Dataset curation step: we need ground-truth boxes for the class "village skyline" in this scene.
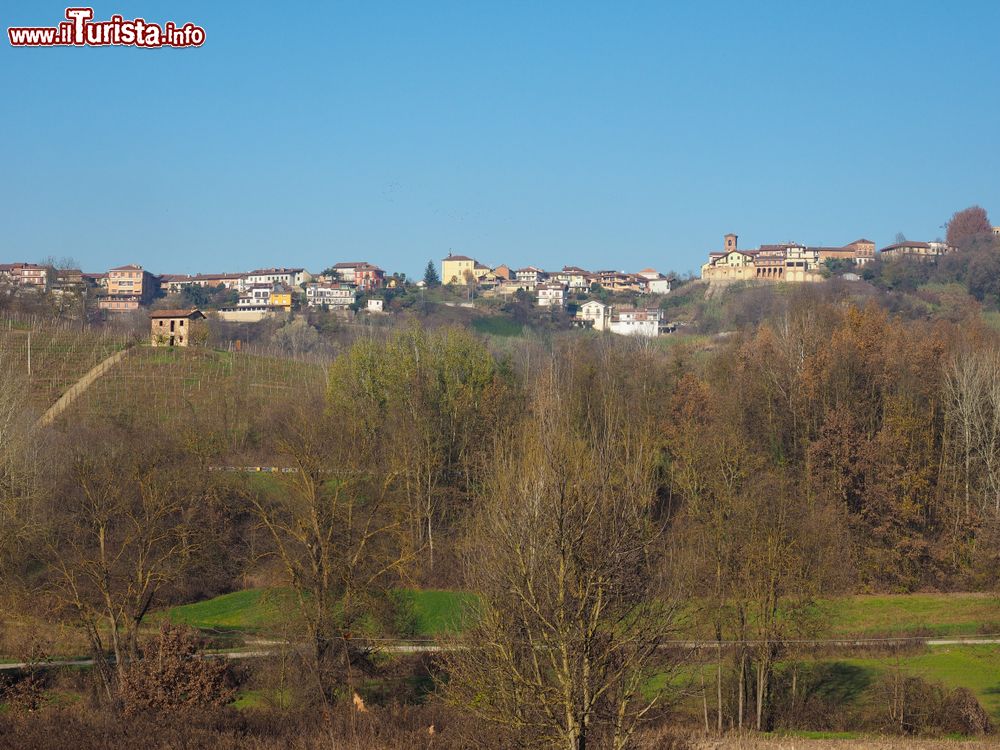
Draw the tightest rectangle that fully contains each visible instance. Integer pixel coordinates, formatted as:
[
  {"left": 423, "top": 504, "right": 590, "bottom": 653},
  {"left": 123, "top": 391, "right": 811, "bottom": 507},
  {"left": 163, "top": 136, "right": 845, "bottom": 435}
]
[{"left": 3, "top": 2, "right": 999, "bottom": 278}]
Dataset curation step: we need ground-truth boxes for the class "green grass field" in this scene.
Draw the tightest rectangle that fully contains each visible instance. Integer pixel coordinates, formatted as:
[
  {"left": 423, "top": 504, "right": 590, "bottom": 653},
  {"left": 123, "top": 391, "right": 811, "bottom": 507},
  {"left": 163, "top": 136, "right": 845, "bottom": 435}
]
[
  {"left": 165, "top": 589, "right": 1000, "bottom": 641},
  {"left": 162, "top": 587, "right": 475, "bottom": 638},
  {"left": 393, "top": 589, "right": 478, "bottom": 635},
  {"left": 471, "top": 315, "right": 525, "bottom": 337},
  {"left": 159, "top": 589, "right": 298, "bottom": 633},
  {"left": 161, "top": 588, "right": 1000, "bottom": 718},
  {"left": 825, "top": 593, "right": 1000, "bottom": 638},
  {"left": 840, "top": 645, "right": 1000, "bottom": 718}
]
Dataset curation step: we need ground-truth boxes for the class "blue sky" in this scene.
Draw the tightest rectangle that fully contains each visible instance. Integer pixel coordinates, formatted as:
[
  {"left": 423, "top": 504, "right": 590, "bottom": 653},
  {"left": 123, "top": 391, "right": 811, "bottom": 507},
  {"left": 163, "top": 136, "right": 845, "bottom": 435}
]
[{"left": 2, "top": 1, "right": 999, "bottom": 277}]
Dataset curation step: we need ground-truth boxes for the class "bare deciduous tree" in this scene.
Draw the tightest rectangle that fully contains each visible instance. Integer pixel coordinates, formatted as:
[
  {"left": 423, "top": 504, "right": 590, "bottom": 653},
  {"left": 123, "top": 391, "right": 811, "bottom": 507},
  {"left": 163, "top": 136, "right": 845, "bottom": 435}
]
[
  {"left": 444, "top": 359, "right": 681, "bottom": 750},
  {"left": 246, "top": 392, "right": 412, "bottom": 703},
  {"left": 944, "top": 348, "right": 1000, "bottom": 520},
  {"left": 44, "top": 430, "right": 211, "bottom": 705}
]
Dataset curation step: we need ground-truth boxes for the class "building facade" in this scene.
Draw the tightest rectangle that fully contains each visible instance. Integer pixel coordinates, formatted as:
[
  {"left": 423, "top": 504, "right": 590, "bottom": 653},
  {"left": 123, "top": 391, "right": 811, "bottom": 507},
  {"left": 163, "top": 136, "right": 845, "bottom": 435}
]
[
  {"left": 99, "top": 264, "right": 159, "bottom": 311},
  {"left": 536, "top": 282, "right": 566, "bottom": 307},
  {"left": 879, "top": 241, "right": 952, "bottom": 261},
  {"left": 608, "top": 307, "right": 664, "bottom": 337},
  {"left": 576, "top": 300, "right": 610, "bottom": 331},
  {"left": 441, "top": 254, "right": 475, "bottom": 285},
  {"left": 329, "top": 262, "right": 384, "bottom": 290},
  {"left": 150, "top": 309, "right": 205, "bottom": 347},
  {"left": 553, "top": 266, "right": 591, "bottom": 290},
  {"left": 305, "top": 282, "right": 355, "bottom": 308},
  {"left": 269, "top": 284, "right": 293, "bottom": 311},
  {"left": 162, "top": 273, "right": 246, "bottom": 294},
  {"left": 699, "top": 233, "right": 869, "bottom": 283},
  {"left": 245, "top": 268, "right": 312, "bottom": 287}
]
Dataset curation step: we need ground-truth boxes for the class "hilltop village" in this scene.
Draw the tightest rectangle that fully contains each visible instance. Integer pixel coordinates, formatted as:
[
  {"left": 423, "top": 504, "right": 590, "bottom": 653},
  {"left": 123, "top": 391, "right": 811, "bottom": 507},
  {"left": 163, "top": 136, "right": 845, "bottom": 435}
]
[
  {"left": 0, "top": 256, "right": 679, "bottom": 339},
  {"left": 4, "top": 222, "right": 1000, "bottom": 344}
]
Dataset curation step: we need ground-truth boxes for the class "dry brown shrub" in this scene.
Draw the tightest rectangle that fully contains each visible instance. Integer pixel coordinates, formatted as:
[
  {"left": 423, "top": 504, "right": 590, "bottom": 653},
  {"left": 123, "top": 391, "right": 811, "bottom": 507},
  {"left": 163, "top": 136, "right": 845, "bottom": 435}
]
[{"left": 118, "top": 623, "right": 234, "bottom": 715}]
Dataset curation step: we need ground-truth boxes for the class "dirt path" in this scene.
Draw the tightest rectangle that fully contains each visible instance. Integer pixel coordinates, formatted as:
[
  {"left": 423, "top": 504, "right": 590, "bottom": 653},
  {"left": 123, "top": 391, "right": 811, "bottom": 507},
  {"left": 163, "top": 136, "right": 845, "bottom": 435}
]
[{"left": 36, "top": 344, "right": 134, "bottom": 427}]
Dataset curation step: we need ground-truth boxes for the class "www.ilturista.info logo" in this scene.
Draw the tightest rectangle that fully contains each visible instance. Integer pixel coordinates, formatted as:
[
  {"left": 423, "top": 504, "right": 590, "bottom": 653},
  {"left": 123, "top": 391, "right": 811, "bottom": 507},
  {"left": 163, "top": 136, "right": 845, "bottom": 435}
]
[{"left": 8, "top": 7, "right": 205, "bottom": 48}]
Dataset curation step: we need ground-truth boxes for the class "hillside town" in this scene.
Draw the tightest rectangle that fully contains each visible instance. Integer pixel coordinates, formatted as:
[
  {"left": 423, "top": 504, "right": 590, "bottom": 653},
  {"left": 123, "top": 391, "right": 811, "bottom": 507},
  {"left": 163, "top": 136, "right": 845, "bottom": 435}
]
[
  {"left": 5, "top": 224, "right": 1000, "bottom": 344},
  {"left": 0, "top": 255, "right": 680, "bottom": 338}
]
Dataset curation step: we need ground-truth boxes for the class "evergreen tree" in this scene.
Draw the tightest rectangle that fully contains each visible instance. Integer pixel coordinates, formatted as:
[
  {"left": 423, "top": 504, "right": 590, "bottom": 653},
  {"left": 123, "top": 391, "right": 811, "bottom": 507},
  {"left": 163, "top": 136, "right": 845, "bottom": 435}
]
[{"left": 423, "top": 260, "right": 440, "bottom": 286}]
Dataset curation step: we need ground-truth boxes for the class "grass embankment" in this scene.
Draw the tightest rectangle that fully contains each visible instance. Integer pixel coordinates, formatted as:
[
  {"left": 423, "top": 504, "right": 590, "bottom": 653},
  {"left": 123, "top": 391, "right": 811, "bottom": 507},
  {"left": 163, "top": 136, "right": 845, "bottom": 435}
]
[
  {"left": 166, "top": 589, "right": 1000, "bottom": 642},
  {"left": 161, "top": 589, "right": 298, "bottom": 633},
  {"left": 840, "top": 645, "right": 1000, "bottom": 719},
  {"left": 681, "top": 592, "right": 1000, "bottom": 641},
  {"left": 826, "top": 592, "right": 1000, "bottom": 638},
  {"left": 162, "top": 587, "right": 475, "bottom": 638},
  {"left": 165, "top": 589, "right": 1000, "bottom": 715}
]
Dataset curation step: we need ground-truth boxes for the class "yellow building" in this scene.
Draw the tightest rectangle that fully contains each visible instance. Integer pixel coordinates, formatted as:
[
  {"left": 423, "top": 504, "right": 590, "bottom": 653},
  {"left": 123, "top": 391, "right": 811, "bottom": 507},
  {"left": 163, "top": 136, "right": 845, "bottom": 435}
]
[
  {"left": 441, "top": 254, "right": 478, "bottom": 285},
  {"left": 269, "top": 286, "right": 293, "bottom": 310}
]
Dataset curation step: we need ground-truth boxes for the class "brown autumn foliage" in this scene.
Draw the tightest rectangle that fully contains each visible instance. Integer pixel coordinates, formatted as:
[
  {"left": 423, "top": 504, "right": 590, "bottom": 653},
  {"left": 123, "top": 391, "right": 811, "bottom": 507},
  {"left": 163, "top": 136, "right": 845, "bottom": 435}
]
[
  {"left": 118, "top": 623, "right": 235, "bottom": 715},
  {"left": 0, "top": 702, "right": 488, "bottom": 750},
  {"left": 6, "top": 300, "right": 1000, "bottom": 742},
  {"left": 947, "top": 205, "right": 993, "bottom": 248}
]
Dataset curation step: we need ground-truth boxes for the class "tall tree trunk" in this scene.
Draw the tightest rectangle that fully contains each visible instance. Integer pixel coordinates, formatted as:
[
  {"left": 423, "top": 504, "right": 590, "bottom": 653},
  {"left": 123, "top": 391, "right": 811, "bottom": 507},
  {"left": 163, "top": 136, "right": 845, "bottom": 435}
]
[{"left": 737, "top": 650, "right": 745, "bottom": 730}]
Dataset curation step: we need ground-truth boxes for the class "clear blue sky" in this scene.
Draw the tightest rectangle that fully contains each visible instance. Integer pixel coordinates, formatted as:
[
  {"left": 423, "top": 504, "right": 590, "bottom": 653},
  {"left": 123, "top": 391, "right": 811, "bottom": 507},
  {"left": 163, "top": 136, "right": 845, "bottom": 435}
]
[{"left": 2, "top": 1, "right": 999, "bottom": 278}]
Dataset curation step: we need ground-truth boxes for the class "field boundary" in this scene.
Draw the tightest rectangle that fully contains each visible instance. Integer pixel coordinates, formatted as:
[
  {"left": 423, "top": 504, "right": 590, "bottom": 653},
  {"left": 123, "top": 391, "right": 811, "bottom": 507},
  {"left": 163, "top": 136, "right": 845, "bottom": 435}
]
[{"left": 36, "top": 343, "right": 135, "bottom": 427}]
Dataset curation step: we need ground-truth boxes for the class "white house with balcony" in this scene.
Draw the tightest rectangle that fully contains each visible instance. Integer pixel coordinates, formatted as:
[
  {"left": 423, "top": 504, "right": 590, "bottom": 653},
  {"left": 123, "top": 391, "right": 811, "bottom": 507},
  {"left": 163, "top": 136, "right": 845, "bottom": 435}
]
[
  {"left": 576, "top": 300, "right": 610, "bottom": 331},
  {"left": 305, "top": 282, "right": 355, "bottom": 308},
  {"left": 536, "top": 282, "right": 566, "bottom": 307}
]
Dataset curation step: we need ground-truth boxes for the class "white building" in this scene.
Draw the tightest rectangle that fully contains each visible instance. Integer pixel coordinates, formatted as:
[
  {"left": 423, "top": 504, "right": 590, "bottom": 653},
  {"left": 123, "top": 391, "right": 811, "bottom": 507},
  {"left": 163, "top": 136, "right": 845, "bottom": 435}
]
[
  {"left": 305, "top": 282, "right": 355, "bottom": 309},
  {"left": 515, "top": 266, "right": 546, "bottom": 285},
  {"left": 536, "top": 282, "right": 566, "bottom": 308},
  {"left": 637, "top": 269, "right": 672, "bottom": 294},
  {"left": 608, "top": 307, "right": 664, "bottom": 338},
  {"left": 238, "top": 284, "right": 272, "bottom": 308},
  {"left": 162, "top": 273, "right": 247, "bottom": 294},
  {"left": 553, "top": 266, "right": 591, "bottom": 290},
  {"left": 576, "top": 300, "right": 610, "bottom": 331},
  {"left": 366, "top": 298, "right": 385, "bottom": 313},
  {"left": 245, "top": 267, "right": 312, "bottom": 287}
]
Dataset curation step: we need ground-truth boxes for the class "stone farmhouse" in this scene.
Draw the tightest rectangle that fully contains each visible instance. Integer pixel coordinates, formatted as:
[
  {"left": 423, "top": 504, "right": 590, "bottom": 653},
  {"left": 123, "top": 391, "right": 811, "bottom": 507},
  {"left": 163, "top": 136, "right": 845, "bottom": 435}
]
[{"left": 150, "top": 308, "right": 206, "bottom": 347}]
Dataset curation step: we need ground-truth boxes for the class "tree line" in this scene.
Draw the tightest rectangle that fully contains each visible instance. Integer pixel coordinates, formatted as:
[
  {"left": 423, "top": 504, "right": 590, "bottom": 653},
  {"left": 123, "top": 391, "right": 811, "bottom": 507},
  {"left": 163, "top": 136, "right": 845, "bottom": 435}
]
[{"left": 1, "top": 296, "right": 999, "bottom": 745}]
